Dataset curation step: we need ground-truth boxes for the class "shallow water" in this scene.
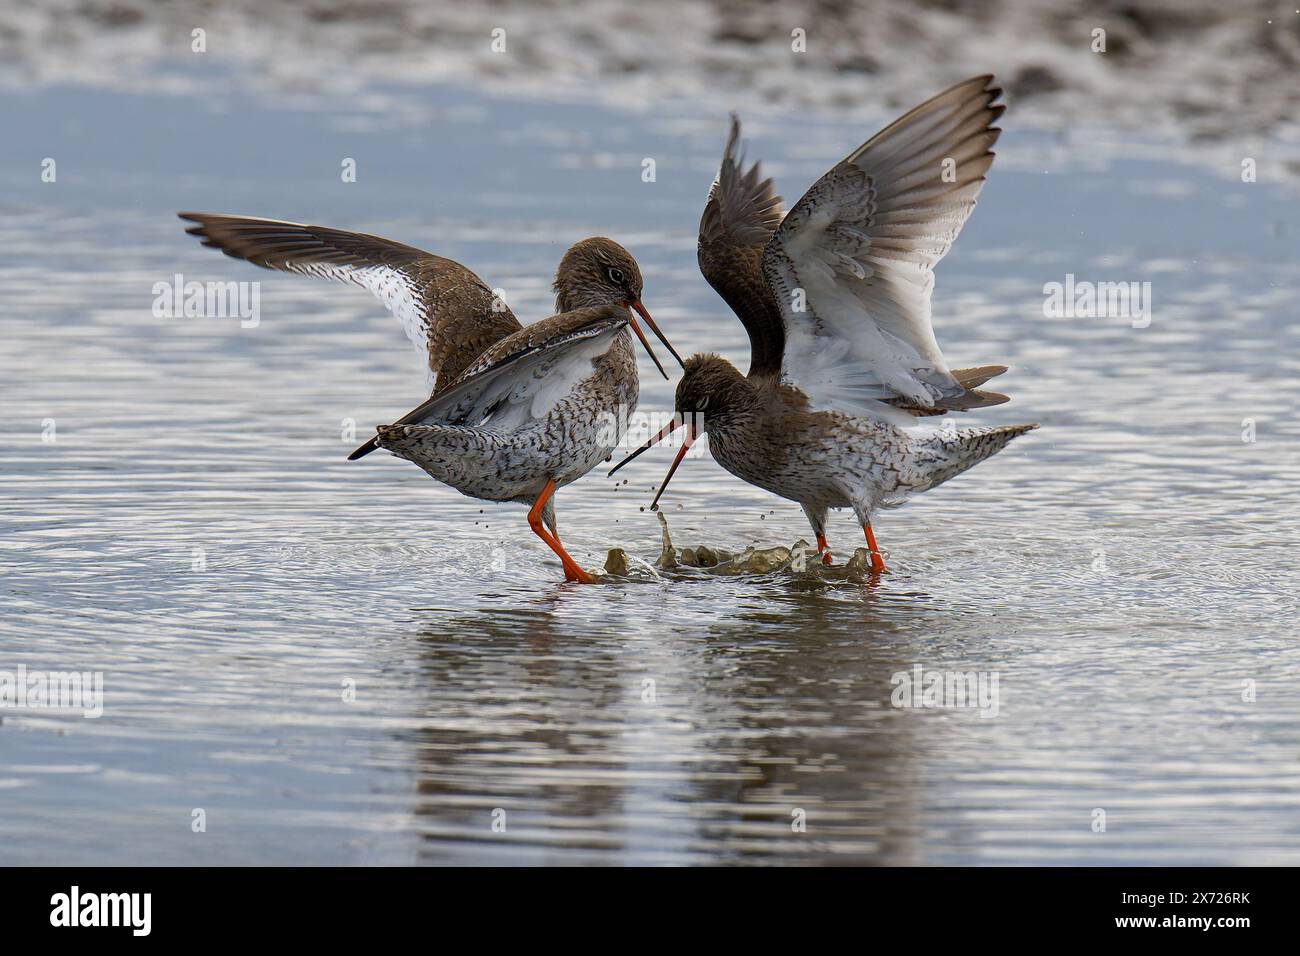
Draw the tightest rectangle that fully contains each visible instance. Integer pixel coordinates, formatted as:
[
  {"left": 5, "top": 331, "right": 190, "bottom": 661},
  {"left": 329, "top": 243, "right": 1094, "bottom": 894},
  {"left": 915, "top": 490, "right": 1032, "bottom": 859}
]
[{"left": 2, "top": 77, "right": 1299, "bottom": 865}]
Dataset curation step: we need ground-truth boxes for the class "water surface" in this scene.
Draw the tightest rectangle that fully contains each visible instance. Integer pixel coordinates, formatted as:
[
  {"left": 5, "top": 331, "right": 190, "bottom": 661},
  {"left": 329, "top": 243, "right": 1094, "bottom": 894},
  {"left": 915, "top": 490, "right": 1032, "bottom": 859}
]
[{"left": 2, "top": 78, "right": 1299, "bottom": 865}]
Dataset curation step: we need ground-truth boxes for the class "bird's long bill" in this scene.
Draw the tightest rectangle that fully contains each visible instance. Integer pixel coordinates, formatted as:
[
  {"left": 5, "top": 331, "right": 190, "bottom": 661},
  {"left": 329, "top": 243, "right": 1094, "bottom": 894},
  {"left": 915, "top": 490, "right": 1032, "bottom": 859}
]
[
  {"left": 625, "top": 300, "right": 683, "bottom": 379},
  {"left": 632, "top": 300, "right": 684, "bottom": 369},
  {"left": 608, "top": 417, "right": 676, "bottom": 478},
  {"left": 649, "top": 422, "right": 696, "bottom": 512}
]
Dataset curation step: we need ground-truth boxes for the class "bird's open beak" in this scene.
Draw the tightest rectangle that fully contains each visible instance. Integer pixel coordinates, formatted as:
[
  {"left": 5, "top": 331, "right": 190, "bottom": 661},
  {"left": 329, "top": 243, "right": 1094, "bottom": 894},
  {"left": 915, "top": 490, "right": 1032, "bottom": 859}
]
[
  {"left": 608, "top": 417, "right": 676, "bottom": 478},
  {"left": 622, "top": 299, "right": 684, "bottom": 380},
  {"left": 607, "top": 414, "right": 697, "bottom": 509},
  {"left": 649, "top": 421, "right": 696, "bottom": 511}
]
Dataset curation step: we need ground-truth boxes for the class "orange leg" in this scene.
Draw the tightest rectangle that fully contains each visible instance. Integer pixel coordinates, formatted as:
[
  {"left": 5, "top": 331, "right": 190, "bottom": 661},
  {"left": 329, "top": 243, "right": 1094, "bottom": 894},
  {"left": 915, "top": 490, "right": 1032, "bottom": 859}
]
[
  {"left": 862, "top": 523, "right": 887, "bottom": 574},
  {"left": 528, "top": 480, "right": 595, "bottom": 584},
  {"left": 816, "top": 532, "right": 833, "bottom": 566}
]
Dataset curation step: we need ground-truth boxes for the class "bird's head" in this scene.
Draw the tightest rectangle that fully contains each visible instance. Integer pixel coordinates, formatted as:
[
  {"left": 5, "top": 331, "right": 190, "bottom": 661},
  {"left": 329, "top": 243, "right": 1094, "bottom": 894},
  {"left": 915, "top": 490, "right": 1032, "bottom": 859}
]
[
  {"left": 607, "top": 353, "right": 753, "bottom": 510},
  {"left": 554, "top": 237, "right": 680, "bottom": 378},
  {"left": 674, "top": 353, "right": 752, "bottom": 433}
]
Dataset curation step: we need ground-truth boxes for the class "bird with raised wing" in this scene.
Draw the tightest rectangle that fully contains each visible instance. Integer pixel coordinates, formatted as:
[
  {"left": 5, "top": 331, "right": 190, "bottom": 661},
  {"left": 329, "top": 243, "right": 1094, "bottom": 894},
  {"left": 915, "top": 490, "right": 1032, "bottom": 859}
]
[
  {"left": 611, "top": 76, "right": 1036, "bottom": 573},
  {"left": 180, "top": 214, "right": 681, "bottom": 582}
]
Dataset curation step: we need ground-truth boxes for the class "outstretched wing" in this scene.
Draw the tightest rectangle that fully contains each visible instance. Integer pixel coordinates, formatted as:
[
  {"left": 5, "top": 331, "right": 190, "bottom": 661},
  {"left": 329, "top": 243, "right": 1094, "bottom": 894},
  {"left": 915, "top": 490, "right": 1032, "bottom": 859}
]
[
  {"left": 697, "top": 116, "right": 786, "bottom": 376},
  {"left": 348, "top": 307, "right": 628, "bottom": 460},
  {"left": 761, "top": 76, "right": 1004, "bottom": 414},
  {"left": 178, "top": 213, "right": 523, "bottom": 391}
]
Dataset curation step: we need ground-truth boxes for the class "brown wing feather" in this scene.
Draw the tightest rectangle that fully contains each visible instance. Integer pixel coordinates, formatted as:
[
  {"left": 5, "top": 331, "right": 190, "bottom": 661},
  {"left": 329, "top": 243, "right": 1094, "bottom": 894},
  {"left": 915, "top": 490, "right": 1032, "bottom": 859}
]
[
  {"left": 404, "top": 258, "right": 524, "bottom": 391},
  {"left": 950, "top": 365, "right": 1008, "bottom": 390},
  {"left": 178, "top": 213, "right": 522, "bottom": 391},
  {"left": 696, "top": 116, "right": 786, "bottom": 377},
  {"left": 892, "top": 366, "right": 1011, "bottom": 415}
]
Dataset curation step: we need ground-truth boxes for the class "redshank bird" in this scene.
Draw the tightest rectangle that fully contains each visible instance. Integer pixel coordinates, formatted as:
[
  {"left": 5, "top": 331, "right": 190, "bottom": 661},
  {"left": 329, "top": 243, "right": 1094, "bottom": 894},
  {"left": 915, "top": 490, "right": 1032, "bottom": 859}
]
[
  {"left": 180, "top": 214, "right": 680, "bottom": 582},
  {"left": 611, "top": 76, "right": 1036, "bottom": 573}
]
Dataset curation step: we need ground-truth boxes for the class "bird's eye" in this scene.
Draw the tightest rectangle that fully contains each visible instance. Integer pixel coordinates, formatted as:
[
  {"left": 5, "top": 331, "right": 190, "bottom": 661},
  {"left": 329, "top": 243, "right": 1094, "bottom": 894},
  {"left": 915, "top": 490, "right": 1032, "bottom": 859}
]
[
  {"left": 606, "top": 267, "right": 625, "bottom": 285},
  {"left": 697, "top": 395, "right": 711, "bottom": 411}
]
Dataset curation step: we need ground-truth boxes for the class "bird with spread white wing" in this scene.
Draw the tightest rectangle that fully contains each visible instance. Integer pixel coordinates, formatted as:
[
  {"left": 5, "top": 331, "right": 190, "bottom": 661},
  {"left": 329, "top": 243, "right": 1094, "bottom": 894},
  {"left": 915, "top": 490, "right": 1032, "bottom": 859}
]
[{"left": 611, "top": 75, "right": 1037, "bottom": 573}]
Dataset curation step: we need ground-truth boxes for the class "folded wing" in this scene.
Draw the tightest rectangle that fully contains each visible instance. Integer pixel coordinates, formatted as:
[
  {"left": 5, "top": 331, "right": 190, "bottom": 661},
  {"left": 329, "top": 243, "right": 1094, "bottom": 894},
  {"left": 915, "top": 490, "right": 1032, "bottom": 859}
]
[
  {"left": 349, "top": 307, "right": 628, "bottom": 459},
  {"left": 178, "top": 213, "right": 522, "bottom": 391},
  {"left": 760, "top": 76, "right": 1005, "bottom": 414}
]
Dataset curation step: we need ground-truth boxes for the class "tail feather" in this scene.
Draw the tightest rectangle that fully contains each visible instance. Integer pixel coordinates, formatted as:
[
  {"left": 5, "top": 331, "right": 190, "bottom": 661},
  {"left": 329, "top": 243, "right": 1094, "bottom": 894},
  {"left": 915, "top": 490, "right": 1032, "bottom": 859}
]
[{"left": 914, "top": 422, "right": 1038, "bottom": 492}]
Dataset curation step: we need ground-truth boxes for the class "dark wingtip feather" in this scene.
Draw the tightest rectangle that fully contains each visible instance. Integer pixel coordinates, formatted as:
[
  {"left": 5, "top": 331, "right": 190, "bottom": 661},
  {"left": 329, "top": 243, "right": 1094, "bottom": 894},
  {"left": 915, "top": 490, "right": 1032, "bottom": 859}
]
[
  {"left": 961, "top": 388, "right": 1010, "bottom": 408},
  {"left": 951, "top": 365, "right": 1009, "bottom": 389}
]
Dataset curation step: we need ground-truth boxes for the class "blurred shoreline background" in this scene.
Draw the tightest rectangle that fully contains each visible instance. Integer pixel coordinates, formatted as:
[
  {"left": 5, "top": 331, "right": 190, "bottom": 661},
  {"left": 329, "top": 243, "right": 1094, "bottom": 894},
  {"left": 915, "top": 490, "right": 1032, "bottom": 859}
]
[{"left": 2, "top": 0, "right": 1298, "bottom": 180}]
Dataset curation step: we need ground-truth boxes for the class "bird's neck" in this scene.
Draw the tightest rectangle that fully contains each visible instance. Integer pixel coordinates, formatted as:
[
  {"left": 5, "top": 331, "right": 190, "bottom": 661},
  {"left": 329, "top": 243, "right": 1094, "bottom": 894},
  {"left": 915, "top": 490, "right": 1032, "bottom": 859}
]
[
  {"left": 555, "top": 287, "right": 613, "bottom": 313},
  {"left": 704, "top": 375, "right": 766, "bottom": 436}
]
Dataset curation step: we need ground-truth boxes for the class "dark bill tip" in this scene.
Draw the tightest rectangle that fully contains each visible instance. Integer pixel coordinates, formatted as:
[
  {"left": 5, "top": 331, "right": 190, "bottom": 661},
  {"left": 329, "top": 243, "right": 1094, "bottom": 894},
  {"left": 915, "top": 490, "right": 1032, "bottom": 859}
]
[
  {"left": 649, "top": 423, "right": 696, "bottom": 511},
  {"left": 607, "top": 417, "right": 677, "bottom": 477},
  {"left": 630, "top": 300, "right": 684, "bottom": 371},
  {"left": 625, "top": 309, "right": 669, "bottom": 380}
]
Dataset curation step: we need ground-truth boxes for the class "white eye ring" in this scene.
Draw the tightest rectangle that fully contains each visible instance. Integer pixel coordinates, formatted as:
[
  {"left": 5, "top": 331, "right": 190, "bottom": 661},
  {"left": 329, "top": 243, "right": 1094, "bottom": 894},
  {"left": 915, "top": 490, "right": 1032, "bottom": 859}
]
[
  {"left": 697, "top": 395, "right": 710, "bottom": 411},
  {"left": 607, "top": 267, "right": 625, "bottom": 284}
]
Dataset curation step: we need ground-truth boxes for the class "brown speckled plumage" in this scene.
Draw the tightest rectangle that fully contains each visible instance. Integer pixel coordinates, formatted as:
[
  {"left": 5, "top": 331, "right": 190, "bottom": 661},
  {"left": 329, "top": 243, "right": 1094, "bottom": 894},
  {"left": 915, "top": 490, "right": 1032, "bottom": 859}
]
[
  {"left": 375, "top": 306, "right": 640, "bottom": 508},
  {"left": 677, "top": 358, "right": 1036, "bottom": 529},
  {"left": 629, "top": 77, "right": 1038, "bottom": 570},
  {"left": 180, "top": 212, "right": 668, "bottom": 581}
]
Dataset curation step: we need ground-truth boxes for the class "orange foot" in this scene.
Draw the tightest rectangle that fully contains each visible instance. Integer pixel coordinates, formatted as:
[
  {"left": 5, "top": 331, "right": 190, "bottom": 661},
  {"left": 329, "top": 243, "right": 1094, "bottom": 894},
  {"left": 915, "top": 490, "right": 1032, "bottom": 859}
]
[
  {"left": 862, "top": 523, "right": 887, "bottom": 575},
  {"left": 816, "top": 532, "right": 833, "bottom": 566},
  {"left": 528, "top": 480, "right": 596, "bottom": 584}
]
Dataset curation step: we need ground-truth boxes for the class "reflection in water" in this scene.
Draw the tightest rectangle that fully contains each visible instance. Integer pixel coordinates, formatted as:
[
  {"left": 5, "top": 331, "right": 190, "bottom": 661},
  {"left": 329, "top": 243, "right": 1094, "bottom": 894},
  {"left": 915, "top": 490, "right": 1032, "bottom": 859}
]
[{"left": 403, "top": 590, "right": 925, "bottom": 864}]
